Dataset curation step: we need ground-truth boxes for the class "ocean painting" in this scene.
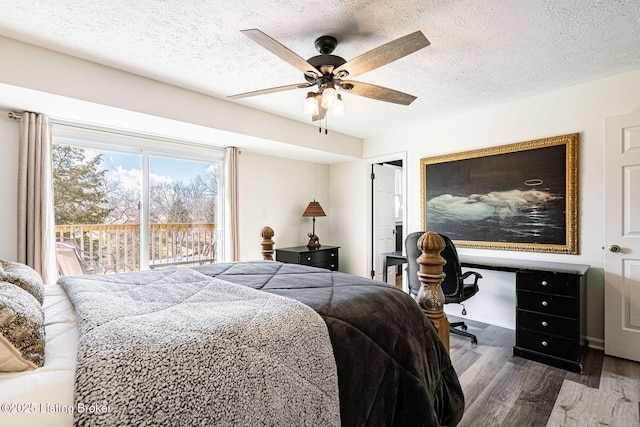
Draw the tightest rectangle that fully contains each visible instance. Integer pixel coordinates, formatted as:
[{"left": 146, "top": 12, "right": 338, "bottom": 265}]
[{"left": 421, "top": 134, "right": 578, "bottom": 253}]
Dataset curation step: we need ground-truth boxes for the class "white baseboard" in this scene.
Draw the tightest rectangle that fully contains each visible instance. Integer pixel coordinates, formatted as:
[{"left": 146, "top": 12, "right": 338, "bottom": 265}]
[{"left": 586, "top": 336, "right": 604, "bottom": 351}]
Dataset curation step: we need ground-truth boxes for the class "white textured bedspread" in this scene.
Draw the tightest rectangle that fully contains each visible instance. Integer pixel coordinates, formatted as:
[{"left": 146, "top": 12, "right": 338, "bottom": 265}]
[{"left": 59, "top": 267, "right": 340, "bottom": 427}]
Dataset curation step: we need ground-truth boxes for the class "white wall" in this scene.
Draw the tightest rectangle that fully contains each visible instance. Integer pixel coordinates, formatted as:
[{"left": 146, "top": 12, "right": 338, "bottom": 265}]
[
  {"left": 0, "top": 110, "right": 19, "bottom": 260},
  {"left": 332, "top": 69, "right": 640, "bottom": 343},
  {"left": 329, "top": 159, "right": 369, "bottom": 274},
  {"left": 238, "top": 151, "right": 330, "bottom": 260}
]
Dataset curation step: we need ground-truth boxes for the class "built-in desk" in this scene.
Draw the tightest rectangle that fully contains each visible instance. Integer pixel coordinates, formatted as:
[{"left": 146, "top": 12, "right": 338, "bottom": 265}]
[
  {"left": 458, "top": 255, "right": 589, "bottom": 276},
  {"left": 382, "top": 251, "right": 590, "bottom": 372},
  {"left": 382, "top": 252, "right": 589, "bottom": 276}
]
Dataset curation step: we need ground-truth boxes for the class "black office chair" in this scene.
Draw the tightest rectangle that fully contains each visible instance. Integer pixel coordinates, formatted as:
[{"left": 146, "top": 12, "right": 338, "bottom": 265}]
[{"left": 405, "top": 231, "right": 482, "bottom": 344}]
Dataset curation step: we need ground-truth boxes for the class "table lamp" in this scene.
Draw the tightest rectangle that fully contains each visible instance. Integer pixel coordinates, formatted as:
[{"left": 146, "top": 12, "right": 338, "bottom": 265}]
[{"left": 302, "top": 200, "right": 326, "bottom": 249}]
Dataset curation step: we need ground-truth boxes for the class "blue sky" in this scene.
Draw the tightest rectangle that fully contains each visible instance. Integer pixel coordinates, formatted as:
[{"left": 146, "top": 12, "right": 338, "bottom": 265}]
[
  {"left": 103, "top": 151, "right": 214, "bottom": 183},
  {"left": 81, "top": 148, "right": 219, "bottom": 193}
]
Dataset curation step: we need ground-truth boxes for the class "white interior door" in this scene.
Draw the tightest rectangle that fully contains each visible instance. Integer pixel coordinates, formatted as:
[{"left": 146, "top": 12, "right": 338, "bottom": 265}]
[
  {"left": 604, "top": 111, "right": 640, "bottom": 362},
  {"left": 373, "top": 164, "right": 397, "bottom": 283}
]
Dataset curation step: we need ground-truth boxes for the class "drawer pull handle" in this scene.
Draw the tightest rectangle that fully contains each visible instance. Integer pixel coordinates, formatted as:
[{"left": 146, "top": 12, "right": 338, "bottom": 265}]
[
  {"left": 541, "top": 321, "right": 548, "bottom": 327},
  {"left": 541, "top": 280, "right": 548, "bottom": 286},
  {"left": 307, "top": 257, "right": 312, "bottom": 261},
  {"left": 331, "top": 264, "right": 335, "bottom": 268},
  {"left": 541, "top": 341, "right": 548, "bottom": 347},
  {"left": 331, "top": 253, "right": 335, "bottom": 257},
  {"left": 541, "top": 301, "right": 548, "bottom": 307}
]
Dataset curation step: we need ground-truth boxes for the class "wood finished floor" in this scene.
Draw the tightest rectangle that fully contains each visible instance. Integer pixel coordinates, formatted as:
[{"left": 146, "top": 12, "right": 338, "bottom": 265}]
[{"left": 448, "top": 316, "right": 640, "bottom": 427}]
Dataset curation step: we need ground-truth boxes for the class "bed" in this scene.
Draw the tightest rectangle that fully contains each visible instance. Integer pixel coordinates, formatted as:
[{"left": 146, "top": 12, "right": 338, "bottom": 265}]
[{"left": 1, "top": 259, "right": 464, "bottom": 426}]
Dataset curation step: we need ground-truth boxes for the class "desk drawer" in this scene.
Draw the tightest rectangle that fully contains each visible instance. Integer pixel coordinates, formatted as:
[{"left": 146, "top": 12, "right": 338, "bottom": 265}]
[
  {"left": 517, "top": 309, "right": 577, "bottom": 339},
  {"left": 516, "top": 271, "right": 578, "bottom": 297},
  {"left": 516, "top": 329, "right": 581, "bottom": 361},
  {"left": 517, "top": 290, "right": 577, "bottom": 318}
]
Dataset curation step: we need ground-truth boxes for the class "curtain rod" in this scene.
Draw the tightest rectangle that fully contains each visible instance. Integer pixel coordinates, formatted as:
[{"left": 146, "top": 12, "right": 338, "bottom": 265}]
[{"left": 8, "top": 111, "right": 22, "bottom": 119}]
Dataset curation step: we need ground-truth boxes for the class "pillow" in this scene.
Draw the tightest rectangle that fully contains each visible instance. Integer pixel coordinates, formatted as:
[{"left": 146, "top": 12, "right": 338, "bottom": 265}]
[
  {"left": 0, "top": 259, "right": 44, "bottom": 304},
  {"left": 0, "top": 282, "right": 45, "bottom": 371}
]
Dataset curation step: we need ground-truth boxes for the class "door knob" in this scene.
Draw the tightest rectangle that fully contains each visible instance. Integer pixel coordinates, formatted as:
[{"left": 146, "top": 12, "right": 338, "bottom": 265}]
[{"left": 609, "top": 245, "right": 621, "bottom": 253}]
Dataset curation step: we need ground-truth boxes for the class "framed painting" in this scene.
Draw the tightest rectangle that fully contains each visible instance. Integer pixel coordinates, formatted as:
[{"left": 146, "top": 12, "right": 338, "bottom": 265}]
[{"left": 420, "top": 133, "right": 579, "bottom": 254}]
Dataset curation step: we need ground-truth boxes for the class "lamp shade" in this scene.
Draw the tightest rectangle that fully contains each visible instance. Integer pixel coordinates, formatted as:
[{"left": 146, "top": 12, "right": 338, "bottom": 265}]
[
  {"left": 330, "top": 94, "right": 344, "bottom": 116},
  {"left": 321, "top": 84, "right": 338, "bottom": 110},
  {"left": 302, "top": 200, "right": 326, "bottom": 217},
  {"left": 304, "top": 92, "right": 319, "bottom": 116}
]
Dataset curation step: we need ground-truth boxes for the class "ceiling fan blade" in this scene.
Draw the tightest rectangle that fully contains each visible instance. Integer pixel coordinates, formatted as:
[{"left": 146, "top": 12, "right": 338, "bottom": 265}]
[
  {"left": 227, "top": 82, "right": 312, "bottom": 100},
  {"left": 241, "top": 29, "right": 322, "bottom": 78},
  {"left": 340, "top": 81, "right": 417, "bottom": 105},
  {"left": 334, "top": 31, "right": 430, "bottom": 79},
  {"left": 312, "top": 105, "right": 327, "bottom": 122}
]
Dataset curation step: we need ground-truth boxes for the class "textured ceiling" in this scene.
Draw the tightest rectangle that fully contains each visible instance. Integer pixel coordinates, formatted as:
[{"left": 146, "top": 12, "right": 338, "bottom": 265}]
[{"left": 0, "top": 0, "right": 639, "bottom": 139}]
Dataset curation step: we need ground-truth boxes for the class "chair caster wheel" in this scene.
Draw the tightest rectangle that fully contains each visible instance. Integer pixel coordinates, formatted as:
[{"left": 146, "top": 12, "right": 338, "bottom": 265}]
[
  {"left": 461, "top": 324, "right": 468, "bottom": 331},
  {"left": 471, "top": 337, "right": 478, "bottom": 345}
]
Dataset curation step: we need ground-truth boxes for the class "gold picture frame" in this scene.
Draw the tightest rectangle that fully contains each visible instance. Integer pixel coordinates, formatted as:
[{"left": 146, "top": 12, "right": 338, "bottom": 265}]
[{"left": 420, "top": 133, "right": 579, "bottom": 254}]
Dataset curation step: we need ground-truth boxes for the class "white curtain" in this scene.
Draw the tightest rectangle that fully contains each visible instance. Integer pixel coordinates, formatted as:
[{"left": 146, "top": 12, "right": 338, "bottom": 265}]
[
  {"left": 17, "top": 112, "right": 57, "bottom": 285},
  {"left": 224, "top": 146, "right": 240, "bottom": 261}
]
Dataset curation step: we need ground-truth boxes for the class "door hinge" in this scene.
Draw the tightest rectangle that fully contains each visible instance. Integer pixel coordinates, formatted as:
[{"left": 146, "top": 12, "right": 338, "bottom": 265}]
[
  {"left": 370, "top": 269, "right": 375, "bottom": 278},
  {"left": 371, "top": 172, "right": 375, "bottom": 180}
]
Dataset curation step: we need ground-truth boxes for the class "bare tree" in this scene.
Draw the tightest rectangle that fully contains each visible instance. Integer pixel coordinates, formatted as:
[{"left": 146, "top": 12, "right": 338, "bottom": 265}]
[{"left": 103, "top": 178, "right": 140, "bottom": 224}]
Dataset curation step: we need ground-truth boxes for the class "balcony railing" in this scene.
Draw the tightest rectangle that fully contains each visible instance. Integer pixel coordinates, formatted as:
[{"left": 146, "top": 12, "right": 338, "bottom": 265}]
[{"left": 55, "top": 223, "right": 216, "bottom": 274}]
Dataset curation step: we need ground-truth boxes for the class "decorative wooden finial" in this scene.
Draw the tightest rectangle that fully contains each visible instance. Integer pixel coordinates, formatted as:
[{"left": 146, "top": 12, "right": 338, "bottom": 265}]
[
  {"left": 260, "top": 226, "right": 275, "bottom": 261},
  {"left": 416, "top": 231, "right": 450, "bottom": 351}
]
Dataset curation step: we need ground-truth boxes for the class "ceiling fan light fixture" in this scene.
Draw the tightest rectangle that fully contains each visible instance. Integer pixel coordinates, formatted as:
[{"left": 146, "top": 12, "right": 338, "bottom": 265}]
[
  {"left": 231, "top": 29, "right": 430, "bottom": 131},
  {"left": 304, "top": 92, "right": 319, "bottom": 115},
  {"left": 330, "top": 94, "right": 344, "bottom": 116},
  {"left": 321, "top": 82, "right": 338, "bottom": 109}
]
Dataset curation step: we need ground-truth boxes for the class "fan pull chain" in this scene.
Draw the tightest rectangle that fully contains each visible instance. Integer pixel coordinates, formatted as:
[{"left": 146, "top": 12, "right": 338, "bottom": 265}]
[{"left": 318, "top": 116, "right": 329, "bottom": 134}]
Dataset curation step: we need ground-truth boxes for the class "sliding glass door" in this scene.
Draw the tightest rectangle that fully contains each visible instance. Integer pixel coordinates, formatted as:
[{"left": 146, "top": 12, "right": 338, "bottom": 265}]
[{"left": 52, "top": 126, "right": 224, "bottom": 275}]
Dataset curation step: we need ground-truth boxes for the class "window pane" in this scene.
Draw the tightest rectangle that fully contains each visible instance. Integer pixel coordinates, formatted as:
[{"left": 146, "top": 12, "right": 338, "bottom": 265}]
[
  {"left": 53, "top": 144, "right": 141, "bottom": 274},
  {"left": 148, "top": 156, "right": 219, "bottom": 268}
]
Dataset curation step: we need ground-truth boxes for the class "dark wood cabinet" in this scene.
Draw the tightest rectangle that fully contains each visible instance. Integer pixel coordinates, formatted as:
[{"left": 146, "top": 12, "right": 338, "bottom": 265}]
[
  {"left": 275, "top": 245, "right": 339, "bottom": 271},
  {"left": 513, "top": 270, "right": 587, "bottom": 373}
]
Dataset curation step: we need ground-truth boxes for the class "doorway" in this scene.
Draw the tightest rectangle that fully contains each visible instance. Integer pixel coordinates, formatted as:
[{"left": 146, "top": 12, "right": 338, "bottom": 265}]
[{"left": 371, "top": 157, "right": 405, "bottom": 289}]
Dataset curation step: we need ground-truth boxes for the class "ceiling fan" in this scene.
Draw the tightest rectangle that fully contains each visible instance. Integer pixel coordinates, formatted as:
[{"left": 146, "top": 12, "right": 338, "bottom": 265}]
[{"left": 228, "top": 29, "right": 430, "bottom": 123}]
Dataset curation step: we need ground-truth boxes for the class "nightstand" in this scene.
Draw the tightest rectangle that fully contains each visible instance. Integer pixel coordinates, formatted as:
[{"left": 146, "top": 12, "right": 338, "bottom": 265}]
[{"left": 275, "top": 245, "right": 339, "bottom": 271}]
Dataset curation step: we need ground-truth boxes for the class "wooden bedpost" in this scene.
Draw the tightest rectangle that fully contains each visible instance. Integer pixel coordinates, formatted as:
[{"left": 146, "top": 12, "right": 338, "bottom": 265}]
[
  {"left": 260, "top": 226, "right": 275, "bottom": 261},
  {"left": 415, "top": 231, "right": 450, "bottom": 352}
]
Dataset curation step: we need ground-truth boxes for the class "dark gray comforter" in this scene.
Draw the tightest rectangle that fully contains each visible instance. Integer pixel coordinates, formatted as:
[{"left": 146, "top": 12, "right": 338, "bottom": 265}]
[{"left": 193, "top": 261, "right": 464, "bottom": 427}]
